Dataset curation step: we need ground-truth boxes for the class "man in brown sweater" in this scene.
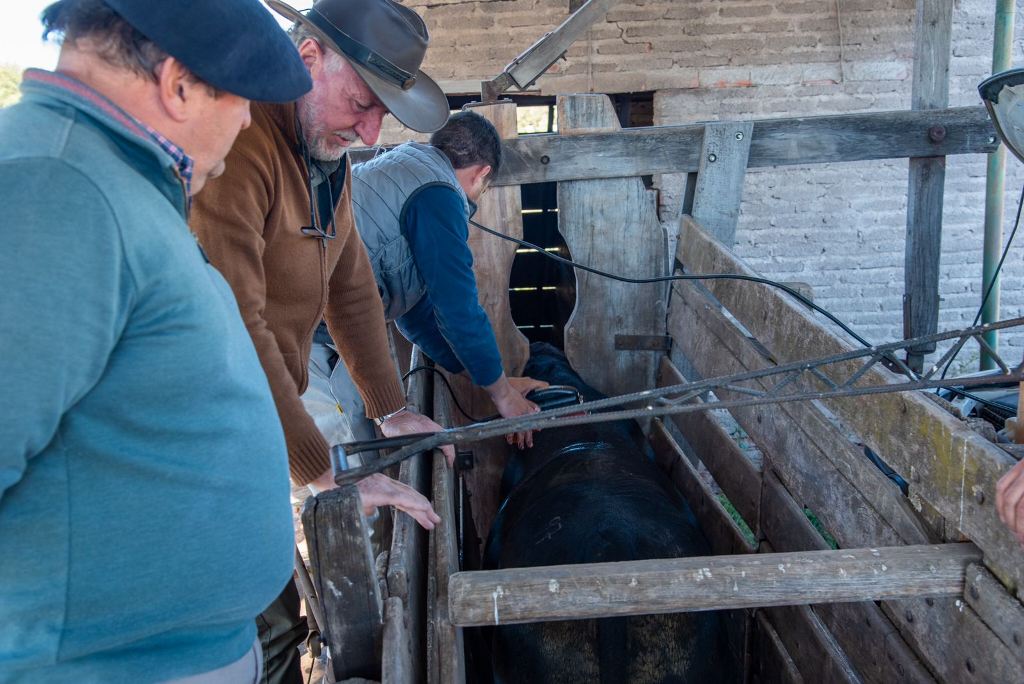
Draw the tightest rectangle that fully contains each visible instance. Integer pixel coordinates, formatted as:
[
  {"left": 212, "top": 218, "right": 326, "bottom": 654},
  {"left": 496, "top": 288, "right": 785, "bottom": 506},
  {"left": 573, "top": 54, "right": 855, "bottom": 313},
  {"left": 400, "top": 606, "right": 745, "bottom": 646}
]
[{"left": 190, "top": 0, "right": 454, "bottom": 680}]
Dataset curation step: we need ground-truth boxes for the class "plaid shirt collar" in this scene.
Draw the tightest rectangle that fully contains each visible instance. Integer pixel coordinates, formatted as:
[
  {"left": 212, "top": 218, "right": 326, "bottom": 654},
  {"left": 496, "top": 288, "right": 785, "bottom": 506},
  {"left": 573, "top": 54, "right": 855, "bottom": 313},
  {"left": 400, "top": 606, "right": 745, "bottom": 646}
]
[{"left": 22, "top": 69, "right": 195, "bottom": 196}]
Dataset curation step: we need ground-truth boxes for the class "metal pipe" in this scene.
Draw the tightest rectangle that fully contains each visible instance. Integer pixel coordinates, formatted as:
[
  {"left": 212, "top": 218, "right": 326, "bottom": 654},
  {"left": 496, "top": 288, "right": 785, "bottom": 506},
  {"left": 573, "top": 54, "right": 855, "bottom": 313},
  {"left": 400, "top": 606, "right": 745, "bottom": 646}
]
[{"left": 981, "top": 0, "right": 1016, "bottom": 369}]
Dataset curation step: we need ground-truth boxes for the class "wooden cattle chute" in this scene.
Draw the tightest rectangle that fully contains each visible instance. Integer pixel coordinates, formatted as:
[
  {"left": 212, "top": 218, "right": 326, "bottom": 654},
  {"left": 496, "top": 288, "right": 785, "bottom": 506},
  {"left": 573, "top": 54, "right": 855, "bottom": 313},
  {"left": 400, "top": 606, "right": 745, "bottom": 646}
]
[
  {"left": 412, "top": 91, "right": 1022, "bottom": 684},
  {"left": 304, "top": 94, "right": 1022, "bottom": 682}
]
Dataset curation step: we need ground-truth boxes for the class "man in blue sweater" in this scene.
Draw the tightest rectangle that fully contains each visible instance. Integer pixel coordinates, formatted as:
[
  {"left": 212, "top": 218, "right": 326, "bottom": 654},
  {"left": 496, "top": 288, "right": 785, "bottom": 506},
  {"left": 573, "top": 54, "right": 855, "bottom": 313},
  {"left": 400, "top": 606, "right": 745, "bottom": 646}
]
[
  {"left": 0, "top": 1, "right": 311, "bottom": 681},
  {"left": 321, "top": 112, "right": 547, "bottom": 447}
]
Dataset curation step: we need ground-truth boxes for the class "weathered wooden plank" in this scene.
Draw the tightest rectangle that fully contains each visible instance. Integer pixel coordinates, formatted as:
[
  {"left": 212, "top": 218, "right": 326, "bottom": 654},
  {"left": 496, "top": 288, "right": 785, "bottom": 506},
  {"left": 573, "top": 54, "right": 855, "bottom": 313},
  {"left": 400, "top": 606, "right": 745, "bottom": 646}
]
[
  {"left": 385, "top": 348, "right": 430, "bottom": 683},
  {"left": 760, "top": 472, "right": 937, "bottom": 684},
  {"left": 880, "top": 596, "right": 1024, "bottom": 683},
  {"left": 657, "top": 356, "right": 762, "bottom": 531},
  {"left": 382, "top": 597, "right": 413, "bottom": 684},
  {"left": 649, "top": 419, "right": 756, "bottom": 556},
  {"left": 302, "top": 487, "right": 383, "bottom": 681},
  {"left": 678, "top": 216, "right": 1024, "bottom": 590},
  {"left": 558, "top": 93, "right": 667, "bottom": 398},
  {"left": 448, "top": 544, "right": 979, "bottom": 627},
  {"left": 502, "top": 0, "right": 620, "bottom": 91},
  {"left": 765, "top": 599, "right": 862, "bottom": 683},
  {"left": 905, "top": 0, "right": 953, "bottom": 366},
  {"left": 427, "top": 382, "right": 465, "bottom": 684},
  {"left": 750, "top": 612, "right": 804, "bottom": 684},
  {"left": 491, "top": 107, "right": 996, "bottom": 186},
  {"left": 388, "top": 349, "right": 431, "bottom": 601},
  {"left": 668, "top": 274, "right": 933, "bottom": 549},
  {"left": 964, "top": 562, "right": 1024, "bottom": 655},
  {"left": 463, "top": 101, "right": 529, "bottom": 376},
  {"left": 690, "top": 121, "right": 753, "bottom": 245}
]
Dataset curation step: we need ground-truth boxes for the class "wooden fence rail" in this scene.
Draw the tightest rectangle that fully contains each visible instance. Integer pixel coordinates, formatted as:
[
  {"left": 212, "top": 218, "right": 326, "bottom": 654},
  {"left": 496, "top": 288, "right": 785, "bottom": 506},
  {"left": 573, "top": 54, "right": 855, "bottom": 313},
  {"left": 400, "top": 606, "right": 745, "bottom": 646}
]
[{"left": 448, "top": 543, "right": 980, "bottom": 627}]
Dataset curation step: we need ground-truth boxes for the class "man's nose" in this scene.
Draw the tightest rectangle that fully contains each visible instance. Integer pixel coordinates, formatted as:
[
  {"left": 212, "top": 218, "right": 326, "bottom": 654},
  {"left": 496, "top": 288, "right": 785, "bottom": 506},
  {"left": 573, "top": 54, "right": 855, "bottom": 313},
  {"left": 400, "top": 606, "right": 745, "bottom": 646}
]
[{"left": 355, "top": 110, "right": 385, "bottom": 146}]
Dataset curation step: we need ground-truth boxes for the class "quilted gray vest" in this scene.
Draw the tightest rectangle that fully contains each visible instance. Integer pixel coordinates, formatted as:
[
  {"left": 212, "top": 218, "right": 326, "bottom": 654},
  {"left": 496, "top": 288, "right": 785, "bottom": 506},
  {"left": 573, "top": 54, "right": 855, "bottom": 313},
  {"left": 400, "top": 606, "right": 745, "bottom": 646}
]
[{"left": 351, "top": 142, "right": 471, "bottom": 321}]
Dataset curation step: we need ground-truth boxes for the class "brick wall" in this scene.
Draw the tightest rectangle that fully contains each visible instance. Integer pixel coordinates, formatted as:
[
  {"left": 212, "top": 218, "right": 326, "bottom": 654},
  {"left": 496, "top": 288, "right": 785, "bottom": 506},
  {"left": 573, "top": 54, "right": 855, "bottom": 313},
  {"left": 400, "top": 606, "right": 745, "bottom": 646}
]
[{"left": 375, "top": 0, "right": 1024, "bottom": 371}]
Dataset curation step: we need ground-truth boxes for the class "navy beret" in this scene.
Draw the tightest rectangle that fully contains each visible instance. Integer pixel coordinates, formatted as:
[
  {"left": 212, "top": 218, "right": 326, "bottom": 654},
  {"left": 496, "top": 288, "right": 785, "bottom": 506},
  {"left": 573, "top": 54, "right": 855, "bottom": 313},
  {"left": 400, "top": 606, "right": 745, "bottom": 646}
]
[{"left": 103, "top": 0, "right": 312, "bottom": 103}]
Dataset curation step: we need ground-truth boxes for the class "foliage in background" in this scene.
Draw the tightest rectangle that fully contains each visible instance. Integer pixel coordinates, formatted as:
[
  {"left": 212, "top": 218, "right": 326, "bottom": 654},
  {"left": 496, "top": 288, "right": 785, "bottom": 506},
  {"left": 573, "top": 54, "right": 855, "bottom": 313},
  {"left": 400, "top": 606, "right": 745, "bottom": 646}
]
[{"left": 0, "top": 64, "right": 22, "bottom": 108}]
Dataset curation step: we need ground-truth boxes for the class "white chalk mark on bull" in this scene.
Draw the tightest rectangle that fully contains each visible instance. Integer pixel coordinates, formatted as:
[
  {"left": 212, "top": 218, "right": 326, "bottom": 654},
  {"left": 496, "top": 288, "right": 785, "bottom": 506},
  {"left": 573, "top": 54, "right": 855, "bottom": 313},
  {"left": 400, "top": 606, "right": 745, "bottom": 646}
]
[{"left": 493, "top": 585, "right": 505, "bottom": 625}]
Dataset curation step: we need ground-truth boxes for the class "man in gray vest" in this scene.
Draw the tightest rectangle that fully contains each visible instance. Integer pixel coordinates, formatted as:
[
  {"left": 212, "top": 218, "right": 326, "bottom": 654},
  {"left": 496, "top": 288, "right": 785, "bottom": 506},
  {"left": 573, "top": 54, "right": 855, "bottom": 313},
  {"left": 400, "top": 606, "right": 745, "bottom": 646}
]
[{"left": 311, "top": 111, "right": 547, "bottom": 448}]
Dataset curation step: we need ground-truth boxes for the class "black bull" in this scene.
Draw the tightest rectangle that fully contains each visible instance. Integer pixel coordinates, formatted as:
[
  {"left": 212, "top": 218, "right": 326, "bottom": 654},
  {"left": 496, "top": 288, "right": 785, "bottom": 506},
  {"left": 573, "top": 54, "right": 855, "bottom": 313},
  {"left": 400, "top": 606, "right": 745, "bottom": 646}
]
[{"left": 478, "top": 343, "right": 734, "bottom": 684}]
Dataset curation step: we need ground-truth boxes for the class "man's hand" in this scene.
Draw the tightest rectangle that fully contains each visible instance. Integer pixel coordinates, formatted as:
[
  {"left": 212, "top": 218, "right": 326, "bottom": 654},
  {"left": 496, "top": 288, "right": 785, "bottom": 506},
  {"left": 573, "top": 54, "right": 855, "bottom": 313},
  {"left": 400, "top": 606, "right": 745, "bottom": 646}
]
[
  {"left": 508, "top": 375, "right": 550, "bottom": 396},
  {"left": 356, "top": 473, "right": 441, "bottom": 530},
  {"left": 380, "top": 407, "right": 456, "bottom": 466},
  {"left": 485, "top": 375, "right": 547, "bottom": 450},
  {"left": 996, "top": 458, "right": 1024, "bottom": 546},
  {"left": 308, "top": 468, "right": 441, "bottom": 530}
]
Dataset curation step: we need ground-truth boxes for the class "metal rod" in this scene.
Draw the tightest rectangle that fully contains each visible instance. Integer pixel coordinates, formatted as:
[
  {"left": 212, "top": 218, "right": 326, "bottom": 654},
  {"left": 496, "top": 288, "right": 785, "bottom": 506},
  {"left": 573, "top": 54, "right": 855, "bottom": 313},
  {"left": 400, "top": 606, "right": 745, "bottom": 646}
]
[{"left": 981, "top": 0, "right": 1016, "bottom": 369}]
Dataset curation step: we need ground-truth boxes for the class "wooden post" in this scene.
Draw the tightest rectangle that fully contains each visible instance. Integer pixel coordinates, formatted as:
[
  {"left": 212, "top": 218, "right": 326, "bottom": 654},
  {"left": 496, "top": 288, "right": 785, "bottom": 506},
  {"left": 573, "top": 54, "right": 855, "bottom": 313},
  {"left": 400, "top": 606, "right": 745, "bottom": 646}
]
[
  {"left": 690, "top": 121, "right": 754, "bottom": 245},
  {"left": 448, "top": 543, "right": 980, "bottom": 627},
  {"left": 557, "top": 93, "right": 667, "bottom": 397},
  {"left": 302, "top": 486, "right": 383, "bottom": 681},
  {"left": 903, "top": 0, "right": 954, "bottom": 373}
]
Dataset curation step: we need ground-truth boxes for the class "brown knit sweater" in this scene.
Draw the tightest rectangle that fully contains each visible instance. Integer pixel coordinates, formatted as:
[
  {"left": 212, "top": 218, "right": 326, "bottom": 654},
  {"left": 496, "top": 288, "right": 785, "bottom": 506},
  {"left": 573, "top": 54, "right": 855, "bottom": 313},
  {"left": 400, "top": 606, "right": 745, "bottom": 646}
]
[{"left": 191, "top": 102, "right": 406, "bottom": 485}]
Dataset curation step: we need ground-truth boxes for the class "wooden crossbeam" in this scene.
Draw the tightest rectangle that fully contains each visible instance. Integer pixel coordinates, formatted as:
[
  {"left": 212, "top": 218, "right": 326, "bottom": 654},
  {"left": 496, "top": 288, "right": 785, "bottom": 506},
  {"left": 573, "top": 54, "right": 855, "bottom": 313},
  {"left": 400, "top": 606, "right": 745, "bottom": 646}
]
[
  {"left": 448, "top": 543, "right": 980, "bottom": 627},
  {"left": 489, "top": 106, "right": 995, "bottom": 186}
]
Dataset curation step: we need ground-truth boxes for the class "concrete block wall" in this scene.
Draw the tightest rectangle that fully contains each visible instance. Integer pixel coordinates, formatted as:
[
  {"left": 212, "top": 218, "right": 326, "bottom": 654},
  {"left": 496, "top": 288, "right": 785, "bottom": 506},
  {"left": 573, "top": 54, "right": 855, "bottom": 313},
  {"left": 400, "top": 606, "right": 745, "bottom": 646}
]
[{"left": 374, "top": 0, "right": 1024, "bottom": 372}]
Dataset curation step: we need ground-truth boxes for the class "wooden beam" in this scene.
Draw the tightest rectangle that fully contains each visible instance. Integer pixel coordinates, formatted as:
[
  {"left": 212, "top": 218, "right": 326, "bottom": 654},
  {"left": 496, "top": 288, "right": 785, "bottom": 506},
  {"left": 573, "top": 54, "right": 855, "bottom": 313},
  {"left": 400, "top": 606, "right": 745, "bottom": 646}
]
[
  {"left": 302, "top": 487, "right": 383, "bottom": 680},
  {"left": 759, "top": 473, "right": 937, "bottom": 683},
  {"left": 657, "top": 356, "right": 762, "bottom": 529},
  {"left": 427, "top": 381, "right": 466, "bottom": 684},
  {"left": 678, "top": 217, "right": 1024, "bottom": 590},
  {"left": 649, "top": 419, "right": 756, "bottom": 556},
  {"left": 690, "top": 121, "right": 753, "bottom": 245},
  {"left": 903, "top": 0, "right": 955, "bottom": 369},
  {"left": 750, "top": 612, "right": 804, "bottom": 684},
  {"left": 963, "top": 562, "right": 1024, "bottom": 657},
  {"left": 558, "top": 93, "right": 667, "bottom": 398},
  {"left": 385, "top": 347, "right": 431, "bottom": 683},
  {"left": 448, "top": 543, "right": 979, "bottom": 627},
  {"left": 491, "top": 106, "right": 996, "bottom": 186},
  {"left": 382, "top": 597, "right": 413, "bottom": 684}
]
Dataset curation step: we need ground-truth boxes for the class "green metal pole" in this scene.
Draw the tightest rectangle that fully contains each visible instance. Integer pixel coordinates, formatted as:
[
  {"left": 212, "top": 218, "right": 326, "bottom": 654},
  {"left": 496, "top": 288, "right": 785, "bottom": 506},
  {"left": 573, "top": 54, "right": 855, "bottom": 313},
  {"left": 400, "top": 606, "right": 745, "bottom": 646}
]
[{"left": 981, "top": 0, "right": 1015, "bottom": 370}]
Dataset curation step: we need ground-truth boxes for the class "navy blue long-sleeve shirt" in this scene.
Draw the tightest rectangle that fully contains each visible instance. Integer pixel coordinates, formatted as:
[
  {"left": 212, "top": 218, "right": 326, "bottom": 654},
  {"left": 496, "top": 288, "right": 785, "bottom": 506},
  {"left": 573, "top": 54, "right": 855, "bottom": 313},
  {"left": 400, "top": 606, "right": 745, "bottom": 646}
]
[{"left": 396, "top": 185, "right": 504, "bottom": 387}]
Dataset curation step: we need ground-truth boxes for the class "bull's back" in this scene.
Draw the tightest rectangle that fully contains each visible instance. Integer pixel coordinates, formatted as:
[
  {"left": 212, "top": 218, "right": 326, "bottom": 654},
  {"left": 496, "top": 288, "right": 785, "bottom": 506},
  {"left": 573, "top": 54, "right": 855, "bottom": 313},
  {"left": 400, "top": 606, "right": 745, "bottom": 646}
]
[{"left": 484, "top": 451, "right": 725, "bottom": 684}]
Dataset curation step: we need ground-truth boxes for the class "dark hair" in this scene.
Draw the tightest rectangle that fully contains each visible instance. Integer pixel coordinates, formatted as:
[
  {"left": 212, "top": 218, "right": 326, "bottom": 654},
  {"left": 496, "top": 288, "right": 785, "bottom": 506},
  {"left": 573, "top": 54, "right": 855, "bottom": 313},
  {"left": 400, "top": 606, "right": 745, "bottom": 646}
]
[
  {"left": 429, "top": 111, "right": 502, "bottom": 176},
  {"left": 42, "top": 0, "right": 169, "bottom": 80},
  {"left": 41, "top": 0, "right": 218, "bottom": 95}
]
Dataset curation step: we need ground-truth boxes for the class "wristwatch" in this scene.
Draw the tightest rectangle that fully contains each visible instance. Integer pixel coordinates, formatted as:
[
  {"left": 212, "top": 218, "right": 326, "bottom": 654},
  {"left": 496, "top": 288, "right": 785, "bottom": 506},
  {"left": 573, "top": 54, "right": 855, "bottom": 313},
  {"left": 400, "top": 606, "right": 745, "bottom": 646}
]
[{"left": 373, "top": 405, "right": 408, "bottom": 427}]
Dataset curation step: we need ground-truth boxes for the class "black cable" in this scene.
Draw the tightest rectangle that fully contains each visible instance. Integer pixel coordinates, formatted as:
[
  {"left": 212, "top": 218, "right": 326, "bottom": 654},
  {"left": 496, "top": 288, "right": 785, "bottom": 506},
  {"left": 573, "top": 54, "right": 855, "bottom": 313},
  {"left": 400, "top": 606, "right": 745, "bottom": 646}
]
[
  {"left": 941, "top": 181, "right": 1024, "bottom": 380},
  {"left": 402, "top": 365, "right": 488, "bottom": 422},
  {"left": 471, "top": 218, "right": 880, "bottom": 355}
]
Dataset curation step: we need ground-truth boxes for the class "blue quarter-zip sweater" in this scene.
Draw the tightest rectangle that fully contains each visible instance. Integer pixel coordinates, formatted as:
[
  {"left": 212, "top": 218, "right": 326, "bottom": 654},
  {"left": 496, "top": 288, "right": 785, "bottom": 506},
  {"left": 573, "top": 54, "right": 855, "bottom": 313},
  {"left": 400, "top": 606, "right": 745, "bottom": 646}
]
[{"left": 0, "top": 71, "right": 293, "bottom": 683}]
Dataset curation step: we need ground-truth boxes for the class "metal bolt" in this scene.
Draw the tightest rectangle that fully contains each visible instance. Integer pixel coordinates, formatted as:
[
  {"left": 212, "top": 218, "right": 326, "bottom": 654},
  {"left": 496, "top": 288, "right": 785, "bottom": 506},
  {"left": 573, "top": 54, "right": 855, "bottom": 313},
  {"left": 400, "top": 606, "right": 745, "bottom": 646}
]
[
  {"left": 707, "top": 153, "right": 717, "bottom": 163},
  {"left": 540, "top": 154, "right": 550, "bottom": 165},
  {"left": 904, "top": 609, "right": 914, "bottom": 623},
  {"left": 975, "top": 489, "right": 986, "bottom": 505},
  {"left": 925, "top": 597, "right": 935, "bottom": 607},
  {"left": 969, "top": 584, "right": 980, "bottom": 600},
  {"left": 927, "top": 125, "right": 947, "bottom": 143},
  {"left": 966, "top": 658, "right": 975, "bottom": 674},
  {"left": 735, "top": 131, "right": 744, "bottom": 141},
  {"left": 989, "top": 135, "right": 998, "bottom": 145}
]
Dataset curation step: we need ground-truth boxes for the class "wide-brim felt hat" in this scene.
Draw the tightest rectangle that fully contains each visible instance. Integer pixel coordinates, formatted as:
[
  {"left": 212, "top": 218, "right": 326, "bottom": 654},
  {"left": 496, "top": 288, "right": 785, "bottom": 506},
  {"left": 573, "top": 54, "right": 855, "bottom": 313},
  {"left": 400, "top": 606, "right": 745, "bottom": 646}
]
[
  {"left": 103, "top": 0, "right": 312, "bottom": 102},
  {"left": 267, "top": 0, "right": 449, "bottom": 133}
]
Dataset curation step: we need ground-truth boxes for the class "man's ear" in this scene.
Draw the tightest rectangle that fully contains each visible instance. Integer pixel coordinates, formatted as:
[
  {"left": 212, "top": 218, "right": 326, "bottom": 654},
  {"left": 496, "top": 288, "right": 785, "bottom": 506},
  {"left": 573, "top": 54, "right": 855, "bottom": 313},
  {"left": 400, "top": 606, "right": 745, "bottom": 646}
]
[
  {"left": 476, "top": 164, "right": 493, "bottom": 185},
  {"left": 155, "top": 57, "right": 199, "bottom": 123},
  {"left": 297, "top": 38, "right": 324, "bottom": 79}
]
